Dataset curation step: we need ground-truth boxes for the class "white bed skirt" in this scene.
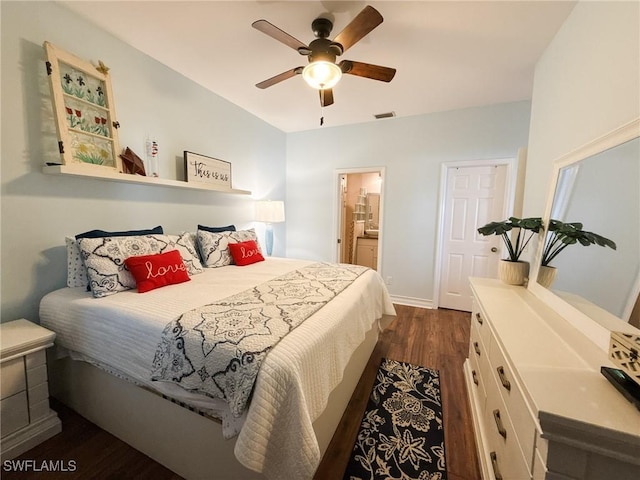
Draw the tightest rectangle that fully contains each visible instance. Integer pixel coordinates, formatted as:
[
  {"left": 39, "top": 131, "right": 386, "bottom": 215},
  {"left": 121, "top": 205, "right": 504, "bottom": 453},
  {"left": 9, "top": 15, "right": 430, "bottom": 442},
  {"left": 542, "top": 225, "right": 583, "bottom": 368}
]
[{"left": 47, "top": 318, "right": 387, "bottom": 480}]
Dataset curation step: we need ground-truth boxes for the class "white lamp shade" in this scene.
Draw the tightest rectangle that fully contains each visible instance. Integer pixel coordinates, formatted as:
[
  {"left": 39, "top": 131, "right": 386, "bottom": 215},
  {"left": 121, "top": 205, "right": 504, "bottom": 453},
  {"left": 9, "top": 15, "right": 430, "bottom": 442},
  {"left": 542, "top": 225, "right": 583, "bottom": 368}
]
[
  {"left": 255, "top": 200, "right": 285, "bottom": 223},
  {"left": 302, "top": 61, "right": 342, "bottom": 90}
]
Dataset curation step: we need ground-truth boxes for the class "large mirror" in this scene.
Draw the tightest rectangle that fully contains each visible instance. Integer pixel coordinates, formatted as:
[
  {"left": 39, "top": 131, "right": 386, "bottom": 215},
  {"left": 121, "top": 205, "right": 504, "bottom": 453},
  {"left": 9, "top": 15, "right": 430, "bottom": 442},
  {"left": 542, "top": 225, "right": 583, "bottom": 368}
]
[
  {"left": 365, "top": 193, "right": 380, "bottom": 236},
  {"left": 529, "top": 119, "right": 640, "bottom": 351}
]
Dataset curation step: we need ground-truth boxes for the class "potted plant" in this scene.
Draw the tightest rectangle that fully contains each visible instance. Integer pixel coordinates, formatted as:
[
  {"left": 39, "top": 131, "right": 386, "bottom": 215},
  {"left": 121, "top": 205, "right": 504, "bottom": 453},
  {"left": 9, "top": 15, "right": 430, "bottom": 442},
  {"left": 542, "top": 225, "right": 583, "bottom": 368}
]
[
  {"left": 477, "top": 217, "right": 543, "bottom": 285},
  {"left": 537, "top": 219, "right": 617, "bottom": 287}
]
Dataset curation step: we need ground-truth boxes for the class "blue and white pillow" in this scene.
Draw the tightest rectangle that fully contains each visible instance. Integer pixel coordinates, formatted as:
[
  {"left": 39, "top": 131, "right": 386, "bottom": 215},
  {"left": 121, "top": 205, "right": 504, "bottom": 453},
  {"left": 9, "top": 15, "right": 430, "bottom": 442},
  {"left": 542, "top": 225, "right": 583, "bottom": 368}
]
[
  {"left": 79, "top": 234, "right": 204, "bottom": 297},
  {"left": 197, "top": 228, "right": 260, "bottom": 268},
  {"left": 168, "top": 232, "right": 204, "bottom": 275},
  {"left": 66, "top": 226, "right": 164, "bottom": 288},
  {"left": 66, "top": 236, "right": 88, "bottom": 288}
]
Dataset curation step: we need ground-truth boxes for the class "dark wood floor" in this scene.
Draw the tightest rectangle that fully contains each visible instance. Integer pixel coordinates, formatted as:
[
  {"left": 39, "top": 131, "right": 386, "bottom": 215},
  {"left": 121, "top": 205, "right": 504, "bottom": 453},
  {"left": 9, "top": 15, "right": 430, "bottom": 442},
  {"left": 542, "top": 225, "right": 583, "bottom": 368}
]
[
  {"left": 3, "top": 306, "right": 479, "bottom": 480},
  {"left": 314, "top": 305, "right": 480, "bottom": 480}
]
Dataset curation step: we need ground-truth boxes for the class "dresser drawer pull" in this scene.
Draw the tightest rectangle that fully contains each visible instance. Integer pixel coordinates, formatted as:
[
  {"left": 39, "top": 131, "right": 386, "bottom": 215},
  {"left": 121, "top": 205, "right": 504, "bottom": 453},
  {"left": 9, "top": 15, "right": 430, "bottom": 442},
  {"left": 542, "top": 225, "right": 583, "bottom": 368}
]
[
  {"left": 490, "top": 452, "right": 503, "bottom": 480},
  {"left": 475, "top": 312, "right": 483, "bottom": 325},
  {"left": 496, "top": 366, "right": 511, "bottom": 391},
  {"left": 472, "top": 370, "right": 479, "bottom": 386},
  {"left": 473, "top": 342, "right": 481, "bottom": 356},
  {"left": 493, "top": 409, "right": 507, "bottom": 439}
]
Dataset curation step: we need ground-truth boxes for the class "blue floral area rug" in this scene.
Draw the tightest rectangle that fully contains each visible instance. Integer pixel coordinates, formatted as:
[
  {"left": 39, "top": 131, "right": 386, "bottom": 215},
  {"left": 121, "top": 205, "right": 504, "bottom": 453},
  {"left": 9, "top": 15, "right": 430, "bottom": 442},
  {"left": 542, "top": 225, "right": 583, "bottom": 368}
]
[{"left": 343, "top": 358, "right": 447, "bottom": 480}]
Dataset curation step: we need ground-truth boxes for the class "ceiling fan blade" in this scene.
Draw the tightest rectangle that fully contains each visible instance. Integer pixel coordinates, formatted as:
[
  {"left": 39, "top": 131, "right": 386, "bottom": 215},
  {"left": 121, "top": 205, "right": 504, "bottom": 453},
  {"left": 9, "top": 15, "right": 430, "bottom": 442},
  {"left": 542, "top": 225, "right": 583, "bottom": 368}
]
[
  {"left": 255, "top": 67, "right": 303, "bottom": 89},
  {"left": 340, "top": 60, "right": 396, "bottom": 82},
  {"left": 252, "top": 19, "right": 309, "bottom": 52},
  {"left": 319, "top": 88, "right": 334, "bottom": 107},
  {"left": 333, "top": 6, "right": 383, "bottom": 53}
]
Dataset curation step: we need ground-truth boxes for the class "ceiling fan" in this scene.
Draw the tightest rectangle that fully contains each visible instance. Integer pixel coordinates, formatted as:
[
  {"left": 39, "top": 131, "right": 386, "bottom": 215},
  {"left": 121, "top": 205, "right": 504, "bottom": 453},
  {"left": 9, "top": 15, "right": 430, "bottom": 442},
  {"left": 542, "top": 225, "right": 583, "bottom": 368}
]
[{"left": 252, "top": 5, "right": 396, "bottom": 107}]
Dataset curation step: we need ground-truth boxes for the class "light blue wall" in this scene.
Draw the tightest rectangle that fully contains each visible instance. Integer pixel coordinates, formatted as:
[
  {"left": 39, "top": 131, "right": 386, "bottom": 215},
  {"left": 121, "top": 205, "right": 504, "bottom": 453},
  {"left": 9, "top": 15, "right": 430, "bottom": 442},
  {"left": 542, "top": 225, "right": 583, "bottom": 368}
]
[
  {"left": 0, "top": 1, "right": 286, "bottom": 322},
  {"left": 286, "top": 101, "right": 531, "bottom": 304},
  {"left": 525, "top": 0, "right": 640, "bottom": 216}
]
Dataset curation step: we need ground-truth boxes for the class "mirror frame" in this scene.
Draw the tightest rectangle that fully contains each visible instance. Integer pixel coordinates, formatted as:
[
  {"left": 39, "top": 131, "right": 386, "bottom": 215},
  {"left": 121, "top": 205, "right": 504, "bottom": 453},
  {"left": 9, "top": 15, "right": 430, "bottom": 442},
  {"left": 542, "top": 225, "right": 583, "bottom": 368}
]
[{"left": 528, "top": 117, "right": 640, "bottom": 352}]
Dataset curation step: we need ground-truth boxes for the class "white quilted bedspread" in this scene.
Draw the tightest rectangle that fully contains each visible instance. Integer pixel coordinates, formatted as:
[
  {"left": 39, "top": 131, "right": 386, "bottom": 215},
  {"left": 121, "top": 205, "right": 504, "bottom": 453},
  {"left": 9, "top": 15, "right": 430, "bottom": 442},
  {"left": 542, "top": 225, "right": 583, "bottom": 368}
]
[{"left": 40, "top": 257, "right": 396, "bottom": 479}]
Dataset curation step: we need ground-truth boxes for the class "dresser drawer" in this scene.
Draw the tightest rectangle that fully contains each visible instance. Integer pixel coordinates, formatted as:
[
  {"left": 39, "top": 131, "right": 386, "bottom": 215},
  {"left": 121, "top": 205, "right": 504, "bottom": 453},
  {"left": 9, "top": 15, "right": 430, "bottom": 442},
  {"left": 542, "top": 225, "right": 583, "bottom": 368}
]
[
  {"left": 0, "top": 391, "right": 29, "bottom": 438},
  {"left": 532, "top": 448, "right": 547, "bottom": 480},
  {"left": 472, "top": 301, "right": 493, "bottom": 349},
  {"left": 488, "top": 337, "right": 537, "bottom": 470},
  {"left": 469, "top": 316, "right": 489, "bottom": 362},
  {"left": 1, "top": 358, "right": 26, "bottom": 400},
  {"left": 483, "top": 371, "right": 531, "bottom": 480},
  {"left": 468, "top": 336, "right": 487, "bottom": 411}
]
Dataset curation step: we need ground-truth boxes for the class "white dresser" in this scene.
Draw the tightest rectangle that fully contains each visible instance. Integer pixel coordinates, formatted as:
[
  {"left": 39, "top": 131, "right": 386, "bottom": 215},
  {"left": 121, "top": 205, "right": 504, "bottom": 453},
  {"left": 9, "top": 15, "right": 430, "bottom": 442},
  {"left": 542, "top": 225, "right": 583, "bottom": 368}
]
[
  {"left": 465, "top": 278, "right": 640, "bottom": 480},
  {"left": 1, "top": 319, "right": 61, "bottom": 460}
]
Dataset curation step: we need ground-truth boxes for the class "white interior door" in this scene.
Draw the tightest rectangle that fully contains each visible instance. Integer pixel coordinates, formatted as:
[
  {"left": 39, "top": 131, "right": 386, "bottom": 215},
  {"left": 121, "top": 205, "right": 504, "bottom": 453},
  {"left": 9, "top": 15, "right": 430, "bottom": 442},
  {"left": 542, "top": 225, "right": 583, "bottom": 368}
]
[{"left": 438, "top": 164, "right": 508, "bottom": 311}]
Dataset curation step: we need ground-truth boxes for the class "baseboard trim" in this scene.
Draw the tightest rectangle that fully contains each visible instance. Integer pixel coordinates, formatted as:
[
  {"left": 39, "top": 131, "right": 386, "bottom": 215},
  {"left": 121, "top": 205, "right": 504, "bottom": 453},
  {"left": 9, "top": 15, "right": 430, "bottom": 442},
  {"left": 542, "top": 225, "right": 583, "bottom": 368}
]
[
  {"left": 389, "top": 295, "right": 434, "bottom": 309},
  {"left": 0, "top": 413, "right": 61, "bottom": 461}
]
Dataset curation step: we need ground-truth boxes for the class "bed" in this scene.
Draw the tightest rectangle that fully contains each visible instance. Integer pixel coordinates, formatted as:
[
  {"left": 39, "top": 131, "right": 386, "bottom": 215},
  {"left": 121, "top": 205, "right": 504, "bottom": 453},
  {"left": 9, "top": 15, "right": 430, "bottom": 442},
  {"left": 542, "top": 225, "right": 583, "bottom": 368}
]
[{"left": 40, "top": 253, "right": 395, "bottom": 480}]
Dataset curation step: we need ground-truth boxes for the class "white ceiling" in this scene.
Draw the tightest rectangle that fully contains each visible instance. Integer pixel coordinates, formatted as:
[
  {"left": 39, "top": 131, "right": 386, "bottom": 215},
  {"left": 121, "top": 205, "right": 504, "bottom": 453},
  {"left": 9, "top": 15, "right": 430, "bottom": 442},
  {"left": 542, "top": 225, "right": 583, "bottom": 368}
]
[{"left": 60, "top": 1, "right": 576, "bottom": 133}]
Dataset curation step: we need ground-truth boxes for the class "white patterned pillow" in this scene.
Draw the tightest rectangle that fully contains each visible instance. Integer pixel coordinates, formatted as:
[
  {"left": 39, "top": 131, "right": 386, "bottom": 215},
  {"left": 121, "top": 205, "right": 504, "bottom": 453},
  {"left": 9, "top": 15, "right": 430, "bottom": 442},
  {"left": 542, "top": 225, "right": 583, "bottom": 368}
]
[
  {"left": 66, "top": 236, "right": 88, "bottom": 288},
  {"left": 230, "top": 228, "right": 261, "bottom": 251},
  {"left": 79, "top": 234, "right": 203, "bottom": 297},
  {"left": 197, "top": 230, "right": 233, "bottom": 268},
  {"left": 197, "top": 228, "right": 260, "bottom": 268},
  {"left": 168, "top": 232, "right": 204, "bottom": 275}
]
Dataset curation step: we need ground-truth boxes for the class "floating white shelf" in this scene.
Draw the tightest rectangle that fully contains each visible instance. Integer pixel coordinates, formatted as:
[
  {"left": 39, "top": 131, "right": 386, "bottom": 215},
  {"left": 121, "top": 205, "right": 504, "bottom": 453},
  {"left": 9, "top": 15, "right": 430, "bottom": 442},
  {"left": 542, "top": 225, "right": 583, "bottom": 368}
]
[{"left": 42, "top": 164, "right": 252, "bottom": 195}]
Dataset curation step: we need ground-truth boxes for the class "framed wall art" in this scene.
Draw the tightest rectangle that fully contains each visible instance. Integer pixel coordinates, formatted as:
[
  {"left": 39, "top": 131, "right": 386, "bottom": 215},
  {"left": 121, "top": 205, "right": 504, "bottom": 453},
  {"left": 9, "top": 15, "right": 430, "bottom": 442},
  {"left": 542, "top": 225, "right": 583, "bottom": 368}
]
[
  {"left": 44, "top": 41, "right": 122, "bottom": 171},
  {"left": 184, "top": 151, "right": 231, "bottom": 189}
]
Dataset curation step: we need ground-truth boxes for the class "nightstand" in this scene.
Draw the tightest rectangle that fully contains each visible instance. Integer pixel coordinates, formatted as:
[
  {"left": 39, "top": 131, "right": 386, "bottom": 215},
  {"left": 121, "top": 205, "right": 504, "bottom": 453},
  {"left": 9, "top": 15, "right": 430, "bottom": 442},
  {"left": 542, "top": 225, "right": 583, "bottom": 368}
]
[{"left": 1, "top": 319, "right": 61, "bottom": 460}]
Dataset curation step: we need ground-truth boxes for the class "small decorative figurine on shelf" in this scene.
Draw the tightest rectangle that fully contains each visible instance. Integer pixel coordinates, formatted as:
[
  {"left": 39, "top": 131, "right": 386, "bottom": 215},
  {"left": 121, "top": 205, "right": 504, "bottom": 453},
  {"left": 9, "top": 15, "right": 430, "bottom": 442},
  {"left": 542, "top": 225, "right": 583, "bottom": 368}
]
[{"left": 119, "top": 147, "right": 146, "bottom": 176}]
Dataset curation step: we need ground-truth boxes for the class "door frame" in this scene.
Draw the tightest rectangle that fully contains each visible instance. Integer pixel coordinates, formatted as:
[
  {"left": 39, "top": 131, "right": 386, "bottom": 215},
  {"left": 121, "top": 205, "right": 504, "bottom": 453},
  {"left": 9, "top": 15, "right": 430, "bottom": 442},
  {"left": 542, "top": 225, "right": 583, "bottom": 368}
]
[
  {"left": 433, "top": 158, "right": 519, "bottom": 309},
  {"left": 333, "top": 167, "right": 386, "bottom": 271}
]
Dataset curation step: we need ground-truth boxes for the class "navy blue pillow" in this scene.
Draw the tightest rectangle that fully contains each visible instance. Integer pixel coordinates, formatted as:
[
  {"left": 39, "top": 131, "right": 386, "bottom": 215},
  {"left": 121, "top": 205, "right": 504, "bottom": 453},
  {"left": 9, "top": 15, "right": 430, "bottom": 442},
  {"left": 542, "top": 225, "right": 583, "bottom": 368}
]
[
  {"left": 197, "top": 224, "right": 236, "bottom": 233},
  {"left": 76, "top": 225, "right": 163, "bottom": 240}
]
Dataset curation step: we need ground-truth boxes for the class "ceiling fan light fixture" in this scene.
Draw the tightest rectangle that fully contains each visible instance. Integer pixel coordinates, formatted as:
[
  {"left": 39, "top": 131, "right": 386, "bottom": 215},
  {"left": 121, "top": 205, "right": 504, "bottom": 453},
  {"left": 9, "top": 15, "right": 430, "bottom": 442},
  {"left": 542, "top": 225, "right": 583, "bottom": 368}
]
[{"left": 302, "top": 61, "right": 342, "bottom": 90}]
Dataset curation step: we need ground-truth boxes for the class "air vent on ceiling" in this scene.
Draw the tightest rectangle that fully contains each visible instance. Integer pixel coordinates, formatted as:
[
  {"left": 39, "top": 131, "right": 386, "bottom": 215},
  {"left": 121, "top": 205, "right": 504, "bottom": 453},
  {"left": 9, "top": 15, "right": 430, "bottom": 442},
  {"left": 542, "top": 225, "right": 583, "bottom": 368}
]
[{"left": 374, "top": 111, "right": 396, "bottom": 119}]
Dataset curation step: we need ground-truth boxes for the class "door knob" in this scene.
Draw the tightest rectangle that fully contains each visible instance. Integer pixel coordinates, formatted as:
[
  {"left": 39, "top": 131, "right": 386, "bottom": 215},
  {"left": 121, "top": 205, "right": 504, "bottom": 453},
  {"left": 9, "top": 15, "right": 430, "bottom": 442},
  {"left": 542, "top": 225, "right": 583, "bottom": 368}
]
[{"left": 491, "top": 247, "right": 498, "bottom": 253}]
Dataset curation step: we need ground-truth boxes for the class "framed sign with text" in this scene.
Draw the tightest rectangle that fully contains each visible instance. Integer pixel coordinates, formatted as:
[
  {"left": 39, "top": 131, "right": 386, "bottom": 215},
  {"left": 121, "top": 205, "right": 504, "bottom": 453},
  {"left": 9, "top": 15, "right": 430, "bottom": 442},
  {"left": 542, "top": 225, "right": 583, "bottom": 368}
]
[{"left": 184, "top": 151, "right": 231, "bottom": 189}]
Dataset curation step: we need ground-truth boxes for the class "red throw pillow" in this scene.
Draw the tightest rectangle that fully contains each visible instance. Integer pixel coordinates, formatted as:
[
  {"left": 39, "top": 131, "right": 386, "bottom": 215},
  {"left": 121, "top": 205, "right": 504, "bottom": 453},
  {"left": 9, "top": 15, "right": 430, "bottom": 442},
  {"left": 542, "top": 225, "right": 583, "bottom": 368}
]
[
  {"left": 125, "top": 250, "right": 190, "bottom": 293},
  {"left": 228, "top": 240, "right": 265, "bottom": 266}
]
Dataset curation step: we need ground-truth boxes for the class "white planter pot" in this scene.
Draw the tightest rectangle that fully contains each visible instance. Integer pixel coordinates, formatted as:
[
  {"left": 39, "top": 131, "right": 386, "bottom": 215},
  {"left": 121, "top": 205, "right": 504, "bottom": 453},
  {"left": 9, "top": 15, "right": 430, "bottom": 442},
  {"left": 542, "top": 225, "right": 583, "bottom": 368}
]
[
  {"left": 537, "top": 265, "right": 557, "bottom": 288},
  {"left": 498, "top": 260, "right": 530, "bottom": 286}
]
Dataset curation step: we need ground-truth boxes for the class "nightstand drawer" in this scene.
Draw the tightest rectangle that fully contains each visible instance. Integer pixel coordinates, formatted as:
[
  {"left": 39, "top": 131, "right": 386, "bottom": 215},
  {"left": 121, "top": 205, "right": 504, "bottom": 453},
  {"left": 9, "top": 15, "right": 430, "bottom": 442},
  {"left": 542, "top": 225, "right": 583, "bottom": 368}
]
[
  {"left": 26, "top": 350, "right": 46, "bottom": 369},
  {"left": 1, "top": 358, "right": 26, "bottom": 400},
  {"left": 27, "top": 364, "right": 48, "bottom": 389},
  {"left": 1, "top": 391, "right": 29, "bottom": 438}
]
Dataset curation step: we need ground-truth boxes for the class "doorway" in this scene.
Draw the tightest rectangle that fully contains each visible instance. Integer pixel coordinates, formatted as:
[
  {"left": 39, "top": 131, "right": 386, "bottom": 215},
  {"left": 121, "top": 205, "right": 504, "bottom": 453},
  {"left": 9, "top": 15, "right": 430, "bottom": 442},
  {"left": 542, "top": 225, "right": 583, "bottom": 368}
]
[
  {"left": 335, "top": 168, "right": 384, "bottom": 270},
  {"left": 434, "top": 159, "right": 517, "bottom": 311}
]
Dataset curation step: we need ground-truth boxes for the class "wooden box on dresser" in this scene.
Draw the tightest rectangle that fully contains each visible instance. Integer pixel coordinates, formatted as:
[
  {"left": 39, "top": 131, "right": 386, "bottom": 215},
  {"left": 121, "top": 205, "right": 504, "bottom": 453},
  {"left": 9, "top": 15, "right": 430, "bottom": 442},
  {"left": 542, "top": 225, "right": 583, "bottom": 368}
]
[
  {"left": 1, "top": 319, "right": 61, "bottom": 460},
  {"left": 464, "top": 278, "right": 640, "bottom": 480}
]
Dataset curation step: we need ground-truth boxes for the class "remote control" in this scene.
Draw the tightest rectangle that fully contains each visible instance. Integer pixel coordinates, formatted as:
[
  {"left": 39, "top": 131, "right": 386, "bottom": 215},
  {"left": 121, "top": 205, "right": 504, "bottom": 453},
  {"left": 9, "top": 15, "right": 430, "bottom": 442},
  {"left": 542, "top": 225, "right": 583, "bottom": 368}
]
[{"left": 601, "top": 366, "right": 640, "bottom": 411}]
